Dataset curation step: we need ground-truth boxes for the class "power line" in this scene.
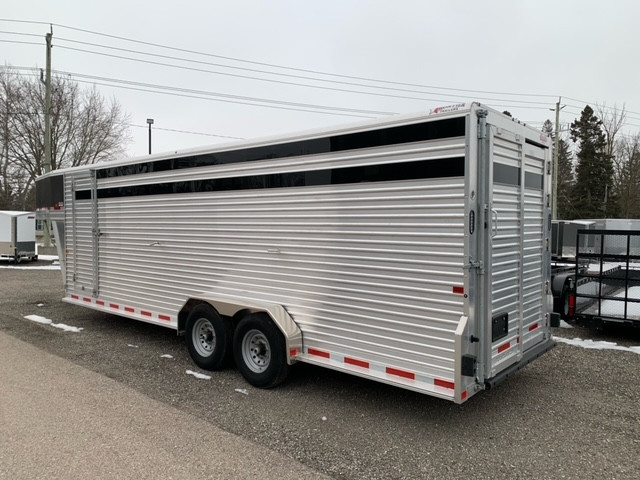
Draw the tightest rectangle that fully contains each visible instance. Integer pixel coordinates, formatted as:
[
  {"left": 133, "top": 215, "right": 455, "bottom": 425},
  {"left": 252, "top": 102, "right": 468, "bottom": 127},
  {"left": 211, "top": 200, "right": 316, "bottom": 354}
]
[
  {"left": 3, "top": 66, "right": 384, "bottom": 118},
  {"left": 0, "top": 19, "right": 561, "bottom": 102},
  {"left": 49, "top": 21, "right": 557, "bottom": 99},
  {"left": 127, "top": 123, "right": 244, "bottom": 140}
]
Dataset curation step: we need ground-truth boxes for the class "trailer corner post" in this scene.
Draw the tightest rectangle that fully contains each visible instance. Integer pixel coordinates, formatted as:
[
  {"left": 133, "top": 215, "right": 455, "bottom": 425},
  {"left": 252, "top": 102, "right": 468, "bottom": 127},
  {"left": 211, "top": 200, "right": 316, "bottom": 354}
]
[{"left": 474, "top": 108, "right": 490, "bottom": 385}]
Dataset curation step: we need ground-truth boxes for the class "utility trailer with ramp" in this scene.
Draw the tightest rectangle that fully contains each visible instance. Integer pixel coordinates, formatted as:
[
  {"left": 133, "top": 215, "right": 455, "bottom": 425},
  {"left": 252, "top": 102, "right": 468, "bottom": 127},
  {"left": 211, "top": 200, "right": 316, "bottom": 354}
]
[{"left": 36, "top": 103, "right": 555, "bottom": 403}]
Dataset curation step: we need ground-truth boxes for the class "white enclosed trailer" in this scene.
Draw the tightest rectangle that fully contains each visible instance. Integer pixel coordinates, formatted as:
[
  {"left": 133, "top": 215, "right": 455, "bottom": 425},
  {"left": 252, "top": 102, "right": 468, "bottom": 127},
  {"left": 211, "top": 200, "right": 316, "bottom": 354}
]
[
  {"left": 0, "top": 210, "right": 37, "bottom": 262},
  {"left": 36, "top": 103, "right": 554, "bottom": 403}
]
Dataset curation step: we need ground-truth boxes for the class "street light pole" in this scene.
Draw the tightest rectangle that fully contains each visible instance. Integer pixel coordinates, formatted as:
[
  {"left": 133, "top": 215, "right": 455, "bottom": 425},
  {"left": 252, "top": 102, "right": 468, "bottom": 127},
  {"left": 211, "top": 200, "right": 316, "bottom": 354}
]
[{"left": 147, "top": 118, "right": 154, "bottom": 154}]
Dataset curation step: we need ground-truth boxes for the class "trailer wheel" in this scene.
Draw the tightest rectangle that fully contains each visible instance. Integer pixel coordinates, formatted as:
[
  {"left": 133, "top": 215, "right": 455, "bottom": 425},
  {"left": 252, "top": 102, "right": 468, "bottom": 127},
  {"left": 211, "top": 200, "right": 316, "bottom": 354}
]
[
  {"left": 233, "top": 313, "right": 289, "bottom": 388},
  {"left": 185, "top": 304, "right": 231, "bottom": 371}
]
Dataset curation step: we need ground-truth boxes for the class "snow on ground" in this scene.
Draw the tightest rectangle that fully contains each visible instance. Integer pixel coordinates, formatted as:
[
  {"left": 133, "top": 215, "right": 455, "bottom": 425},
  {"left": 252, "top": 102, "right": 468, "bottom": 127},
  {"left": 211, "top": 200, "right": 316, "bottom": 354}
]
[
  {"left": 186, "top": 370, "right": 211, "bottom": 380},
  {"left": 554, "top": 336, "right": 640, "bottom": 355},
  {"left": 0, "top": 254, "right": 60, "bottom": 270},
  {"left": 23, "top": 314, "right": 83, "bottom": 333}
]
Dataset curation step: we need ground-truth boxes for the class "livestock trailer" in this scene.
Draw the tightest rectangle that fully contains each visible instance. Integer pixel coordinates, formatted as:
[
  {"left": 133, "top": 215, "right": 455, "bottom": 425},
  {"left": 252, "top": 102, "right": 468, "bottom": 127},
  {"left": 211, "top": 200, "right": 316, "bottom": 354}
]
[
  {"left": 0, "top": 210, "right": 37, "bottom": 262},
  {"left": 36, "top": 103, "right": 555, "bottom": 403}
]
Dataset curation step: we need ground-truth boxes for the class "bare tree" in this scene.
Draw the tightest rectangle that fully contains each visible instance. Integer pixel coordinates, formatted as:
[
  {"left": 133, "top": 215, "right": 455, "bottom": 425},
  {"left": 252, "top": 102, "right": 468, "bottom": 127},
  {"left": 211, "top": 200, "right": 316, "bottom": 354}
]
[
  {"left": 1, "top": 68, "right": 130, "bottom": 209},
  {"left": 596, "top": 103, "right": 626, "bottom": 162},
  {"left": 614, "top": 133, "right": 640, "bottom": 218}
]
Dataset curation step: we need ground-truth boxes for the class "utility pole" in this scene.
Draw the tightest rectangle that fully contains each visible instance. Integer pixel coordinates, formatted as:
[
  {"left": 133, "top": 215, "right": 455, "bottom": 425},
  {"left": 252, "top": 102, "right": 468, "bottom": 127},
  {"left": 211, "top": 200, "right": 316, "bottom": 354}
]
[
  {"left": 552, "top": 96, "right": 561, "bottom": 220},
  {"left": 44, "top": 29, "right": 52, "bottom": 173},
  {"left": 42, "top": 28, "right": 53, "bottom": 248}
]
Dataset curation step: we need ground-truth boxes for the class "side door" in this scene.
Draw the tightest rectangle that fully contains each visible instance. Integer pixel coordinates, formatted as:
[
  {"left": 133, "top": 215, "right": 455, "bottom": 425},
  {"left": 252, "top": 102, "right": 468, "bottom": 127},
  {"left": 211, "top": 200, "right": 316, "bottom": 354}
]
[
  {"left": 67, "top": 169, "right": 100, "bottom": 298},
  {"left": 486, "top": 126, "right": 525, "bottom": 378}
]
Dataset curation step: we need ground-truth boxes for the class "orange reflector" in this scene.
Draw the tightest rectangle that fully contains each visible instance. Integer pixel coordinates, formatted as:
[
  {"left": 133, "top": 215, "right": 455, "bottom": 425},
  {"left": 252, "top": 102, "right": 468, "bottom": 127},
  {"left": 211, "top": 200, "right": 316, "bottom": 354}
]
[
  {"left": 386, "top": 367, "right": 415, "bottom": 380},
  {"left": 308, "top": 348, "right": 330, "bottom": 359},
  {"left": 345, "top": 357, "right": 370, "bottom": 369},
  {"left": 434, "top": 378, "right": 455, "bottom": 390}
]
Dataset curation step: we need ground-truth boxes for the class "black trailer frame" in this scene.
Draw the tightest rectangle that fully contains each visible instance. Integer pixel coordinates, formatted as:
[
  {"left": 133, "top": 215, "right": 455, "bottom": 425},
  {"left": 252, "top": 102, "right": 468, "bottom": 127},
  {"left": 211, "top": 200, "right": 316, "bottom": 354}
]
[{"left": 574, "top": 229, "right": 640, "bottom": 327}]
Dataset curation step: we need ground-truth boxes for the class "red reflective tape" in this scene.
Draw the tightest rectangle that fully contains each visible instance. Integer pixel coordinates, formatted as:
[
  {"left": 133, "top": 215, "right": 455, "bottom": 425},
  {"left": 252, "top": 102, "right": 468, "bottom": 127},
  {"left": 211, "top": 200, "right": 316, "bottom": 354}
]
[
  {"left": 461, "top": 390, "right": 468, "bottom": 401},
  {"left": 452, "top": 286, "right": 464, "bottom": 295},
  {"left": 110, "top": 303, "right": 120, "bottom": 310},
  {"left": 435, "top": 378, "right": 455, "bottom": 390},
  {"left": 124, "top": 307, "right": 135, "bottom": 313},
  {"left": 529, "top": 323, "right": 539, "bottom": 332},
  {"left": 141, "top": 311, "right": 152, "bottom": 317},
  {"left": 96, "top": 300, "right": 105, "bottom": 306},
  {"left": 308, "top": 348, "right": 330, "bottom": 359},
  {"left": 83, "top": 297, "right": 92, "bottom": 303},
  {"left": 498, "top": 342, "right": 511, "bottom": 354},
  {"left": 289, "top": 349, "right": 298, "bottom": 357},
  {"left": 71, "top": 295, "right": 79, "bottom": 300},
  {"left": 344, "top": 357, "right": 370, "bottom": 369},
  {"left": 386, "top": 367, "right": 415, "bottom": 380},
  {"left": 159, "top": 314, "right": 171, "bottom": 322}
]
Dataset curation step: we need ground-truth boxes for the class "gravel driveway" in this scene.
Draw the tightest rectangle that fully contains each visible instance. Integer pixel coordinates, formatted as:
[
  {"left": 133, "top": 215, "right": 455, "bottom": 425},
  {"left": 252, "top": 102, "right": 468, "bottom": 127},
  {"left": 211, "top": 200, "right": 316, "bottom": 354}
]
[{"left": 2, "top": 263, "right": 640, "bottom": 479}]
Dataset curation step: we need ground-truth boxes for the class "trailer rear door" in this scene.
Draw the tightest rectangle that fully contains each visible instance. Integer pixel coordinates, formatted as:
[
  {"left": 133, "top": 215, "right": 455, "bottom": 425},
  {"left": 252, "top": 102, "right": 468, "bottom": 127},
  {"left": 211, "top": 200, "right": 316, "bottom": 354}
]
[{"left": 477, "top": 111, "right": 551, "bottom": 380}]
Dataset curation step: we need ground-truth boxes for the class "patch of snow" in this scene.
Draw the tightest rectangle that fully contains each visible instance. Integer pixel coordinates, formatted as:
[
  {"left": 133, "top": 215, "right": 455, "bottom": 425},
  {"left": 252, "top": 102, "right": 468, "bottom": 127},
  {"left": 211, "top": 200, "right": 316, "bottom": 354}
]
[
  {"left": 234, "top": 388, "right": 249, "bottom": 395},
  {"left": 554, "top": 336, "right": 640, "bottom": 355},
  {"left": 186, "top": 370, "right": 211, "bottom": 380},
  {"left": 50, "top": 323, "right": 83, "bottom": 333},
  {"left": 37, "top": 303, "right": 45, "bottom": 307},
  {"left": 127, "top": 344, "right": 139, "bottom": 348},
  {"left": 0, "top": 264, "right": 61, "bottom": 270},
  {"left": 321, "top": 416, "right": 328, "bottom": 421},
  {"left": 24, "top": 314, "right": 52, "bottom": 325},
  {"left": 559, "top": 320, "right": 574, "bottom": 329},
  {"left": 160, "top": 354, "right": 174, "bottom": 359},
  {"left": 24, "top": 314, "right": 83, "bottom": 332}
]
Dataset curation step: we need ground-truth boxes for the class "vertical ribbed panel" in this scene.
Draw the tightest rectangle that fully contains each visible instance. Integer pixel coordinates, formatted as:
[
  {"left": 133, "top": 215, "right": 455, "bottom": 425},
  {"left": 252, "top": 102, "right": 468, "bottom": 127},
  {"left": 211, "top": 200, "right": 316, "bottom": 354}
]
[
  {"left": 66, "top": 173, "right": 95, "bottom": 293},
  {"left": 490, "top": 135, "right": 523, "bottom": 375},
  {"left": 521, "top": 144, "right": 547, "bottom": 349}
]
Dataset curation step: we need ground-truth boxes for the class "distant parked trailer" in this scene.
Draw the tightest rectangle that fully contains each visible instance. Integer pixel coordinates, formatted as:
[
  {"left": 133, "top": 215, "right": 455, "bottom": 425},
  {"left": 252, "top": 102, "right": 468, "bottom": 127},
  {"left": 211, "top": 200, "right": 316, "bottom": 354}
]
[
  {"left": 0, "top": 210, "right": 37, "bottom": 263},
  {"left": 36, "top": 103, "right": 555, "bottom": 403}
]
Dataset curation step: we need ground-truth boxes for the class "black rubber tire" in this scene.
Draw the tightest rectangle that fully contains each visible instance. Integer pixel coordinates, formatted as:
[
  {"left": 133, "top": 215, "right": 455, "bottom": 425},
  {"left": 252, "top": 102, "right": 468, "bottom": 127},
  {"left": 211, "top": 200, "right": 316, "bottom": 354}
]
[
  {"left": 185, "top": 304, "right": 232, "bottom": 371},
  {"left": 233, "top": 313, "right": 290, "bottom": 388}
]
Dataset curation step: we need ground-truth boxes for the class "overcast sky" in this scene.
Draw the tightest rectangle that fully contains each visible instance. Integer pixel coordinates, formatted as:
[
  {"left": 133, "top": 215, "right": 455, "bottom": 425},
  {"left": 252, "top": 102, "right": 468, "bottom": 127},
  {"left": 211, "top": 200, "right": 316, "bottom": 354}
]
[{"left": 2, "top": 0, "right": 639, "bottom": 158}]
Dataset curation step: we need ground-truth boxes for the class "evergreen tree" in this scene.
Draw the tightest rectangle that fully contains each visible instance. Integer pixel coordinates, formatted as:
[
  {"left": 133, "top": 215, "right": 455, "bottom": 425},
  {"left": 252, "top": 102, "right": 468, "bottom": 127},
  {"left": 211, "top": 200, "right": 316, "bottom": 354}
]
[
  {"left": 569, "top": 106, "right": 618, "bottom": 218},
  {"left": 556, "top": 138, "right": 575, "bottom": 219}
]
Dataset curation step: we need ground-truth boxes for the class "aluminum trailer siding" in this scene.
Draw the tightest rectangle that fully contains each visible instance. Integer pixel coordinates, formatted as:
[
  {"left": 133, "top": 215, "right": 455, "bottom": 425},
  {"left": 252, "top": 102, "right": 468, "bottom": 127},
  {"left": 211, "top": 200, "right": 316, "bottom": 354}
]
[{"left": 36, "top": 103, "right": 554, "bottom": 403}]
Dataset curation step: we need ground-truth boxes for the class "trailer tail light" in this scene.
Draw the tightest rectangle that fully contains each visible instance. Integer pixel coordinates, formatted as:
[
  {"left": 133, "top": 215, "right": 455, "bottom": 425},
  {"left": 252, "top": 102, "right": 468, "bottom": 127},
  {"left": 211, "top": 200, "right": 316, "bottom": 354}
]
[{"left": 568, "top": 294, "right": 576, "bottom": 318}]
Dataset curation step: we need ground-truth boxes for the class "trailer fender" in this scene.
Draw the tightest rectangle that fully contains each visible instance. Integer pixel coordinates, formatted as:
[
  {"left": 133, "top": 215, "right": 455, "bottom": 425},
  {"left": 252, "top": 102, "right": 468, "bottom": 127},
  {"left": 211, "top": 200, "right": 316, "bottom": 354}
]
[
  {"left": 179, "top": 294, "right": 303, "bottom": 365},
  {"left": 551, "top": 272, "right": 573, "bottom": 298}
]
